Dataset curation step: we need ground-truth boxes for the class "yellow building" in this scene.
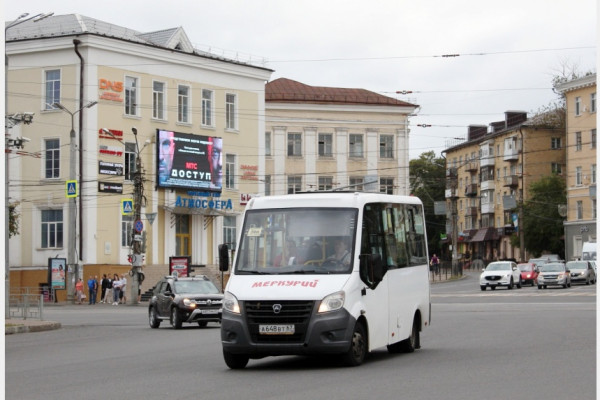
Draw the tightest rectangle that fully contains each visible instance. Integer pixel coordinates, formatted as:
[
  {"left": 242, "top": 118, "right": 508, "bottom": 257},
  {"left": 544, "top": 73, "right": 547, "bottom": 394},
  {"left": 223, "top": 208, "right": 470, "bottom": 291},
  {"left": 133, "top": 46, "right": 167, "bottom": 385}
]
[
  {"left": 443, "top": 111, "right": 566, "bottom": 263},
  {"left": 264, "top": 78, "right": 418, "bottom": 196},
  {"left": 6, "top": 14, "right": 272, "bottom": 301},
  {"left": 555, "top": 74, "right": 597, "bottom": 260}
]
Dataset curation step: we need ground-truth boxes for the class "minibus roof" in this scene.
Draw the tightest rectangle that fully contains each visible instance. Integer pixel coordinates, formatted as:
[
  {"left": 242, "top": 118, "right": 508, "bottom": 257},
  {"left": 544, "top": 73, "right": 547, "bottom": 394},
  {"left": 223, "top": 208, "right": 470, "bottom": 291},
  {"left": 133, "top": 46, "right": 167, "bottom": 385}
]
[{"left": 245, "top": 192, "right": 423, "bottom": 210}]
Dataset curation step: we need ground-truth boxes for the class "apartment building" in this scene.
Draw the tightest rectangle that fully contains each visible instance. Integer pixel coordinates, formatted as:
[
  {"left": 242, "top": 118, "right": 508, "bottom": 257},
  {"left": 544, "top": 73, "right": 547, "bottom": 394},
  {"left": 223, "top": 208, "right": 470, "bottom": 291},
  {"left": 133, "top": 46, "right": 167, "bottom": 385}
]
[
  {"left": 6, "top": 14, "right": 272, "bottom": 299},
  {"left": 264, "top": 78, "right": 418, "bottom": 196},
  {"left": 443, "top": 111, "right": 566, "bottom": 263},
  {"left": 555, "top": 74, "right": 597, "bottom": 260}
]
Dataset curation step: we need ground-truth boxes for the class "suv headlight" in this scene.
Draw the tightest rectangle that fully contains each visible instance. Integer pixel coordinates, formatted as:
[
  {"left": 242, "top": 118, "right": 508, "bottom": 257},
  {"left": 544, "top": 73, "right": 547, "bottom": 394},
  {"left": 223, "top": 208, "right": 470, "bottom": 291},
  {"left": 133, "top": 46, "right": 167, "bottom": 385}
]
[
  {"left": 183, "top": 298, "right": 196, "bottom": 308},
  {"left": 223, "top": 291, "right": 240, "bottom": 314},
  {"left": 318, "top": 291, "right": 345, "bottom": 313}
]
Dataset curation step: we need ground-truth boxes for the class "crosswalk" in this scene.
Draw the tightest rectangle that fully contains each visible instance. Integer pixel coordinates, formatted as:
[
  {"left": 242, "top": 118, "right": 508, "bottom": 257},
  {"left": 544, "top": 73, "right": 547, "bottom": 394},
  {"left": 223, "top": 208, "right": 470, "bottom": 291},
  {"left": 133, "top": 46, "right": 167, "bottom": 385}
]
[{"left": 433, "top": 287, "right": 597, "bottom": 298}]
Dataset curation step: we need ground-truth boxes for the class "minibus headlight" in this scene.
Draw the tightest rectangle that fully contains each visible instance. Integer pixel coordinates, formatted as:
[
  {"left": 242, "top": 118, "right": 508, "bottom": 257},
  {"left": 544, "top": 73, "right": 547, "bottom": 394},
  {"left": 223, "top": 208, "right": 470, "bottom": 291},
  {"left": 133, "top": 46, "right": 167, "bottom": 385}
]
[
  {"left": 223, "top": 291, "right": 241, "bottom": 314},
  {"left": 318, "top": 291, "right": 345, "bottom": 313}
]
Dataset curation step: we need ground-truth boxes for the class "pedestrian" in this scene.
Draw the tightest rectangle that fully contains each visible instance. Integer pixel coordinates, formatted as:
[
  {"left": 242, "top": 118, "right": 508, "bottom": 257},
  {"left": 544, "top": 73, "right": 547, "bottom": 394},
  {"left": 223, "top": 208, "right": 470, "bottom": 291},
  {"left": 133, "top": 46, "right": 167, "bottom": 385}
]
[
  {"left": 430, "top": 254, "right": 440, "bottom": 275},
  {"left": 112, "top": 273, "right": 122, "bottom": 305},
  {"left": 93, "top": 275, "right": 99, "bottom": 304},
  {"left": 75, "top": 278, "right": 85, "bottom": 305},
  {"left": 99, "top": 274, "right": 107, "bottom": 303},
  {"left": 103, "top": 274, "right": 112, "bottom": 304},
  {"left": 87, "top": 275, "right": 97, "bottom": 305},
  {"left": 120, "top": 274, "right": 128, "bottom": 304}
]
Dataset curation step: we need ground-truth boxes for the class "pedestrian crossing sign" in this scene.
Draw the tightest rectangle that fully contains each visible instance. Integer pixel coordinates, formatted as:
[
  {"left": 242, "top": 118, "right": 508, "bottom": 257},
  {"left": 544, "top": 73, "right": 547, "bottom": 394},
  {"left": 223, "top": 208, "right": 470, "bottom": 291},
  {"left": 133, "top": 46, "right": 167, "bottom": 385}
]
[
  {"left": 121, "top": 199, "right": 134, "bottom": 216},
  {"left": 66, "top": 180, "right": 78, "bottom": 198}
]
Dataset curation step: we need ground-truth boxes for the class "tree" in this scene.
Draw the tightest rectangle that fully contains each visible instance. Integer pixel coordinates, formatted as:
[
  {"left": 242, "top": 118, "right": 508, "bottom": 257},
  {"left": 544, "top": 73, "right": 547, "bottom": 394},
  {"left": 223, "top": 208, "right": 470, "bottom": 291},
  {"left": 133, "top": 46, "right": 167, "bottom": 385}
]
[
  {"left": 520, "top": 175, "right": 566, "bottom": 258},
  {"left": 409, "top": 151, "right": 446, "bottom": 256}
]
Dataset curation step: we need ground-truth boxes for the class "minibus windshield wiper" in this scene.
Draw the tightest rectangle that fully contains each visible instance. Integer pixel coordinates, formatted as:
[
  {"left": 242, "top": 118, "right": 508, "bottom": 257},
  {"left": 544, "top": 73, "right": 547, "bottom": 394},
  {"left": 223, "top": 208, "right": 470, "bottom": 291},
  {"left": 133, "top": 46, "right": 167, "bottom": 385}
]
[{"left": 237, "top": 270, "right": 268, "bottom": 274}]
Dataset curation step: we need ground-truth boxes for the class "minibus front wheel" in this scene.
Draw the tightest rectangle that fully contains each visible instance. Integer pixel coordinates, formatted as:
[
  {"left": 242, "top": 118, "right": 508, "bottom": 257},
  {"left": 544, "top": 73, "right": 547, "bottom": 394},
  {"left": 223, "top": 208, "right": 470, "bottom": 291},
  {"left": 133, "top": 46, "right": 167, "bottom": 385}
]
[{"left": 342, "top": 321, "right": 367, "bottom": 367}]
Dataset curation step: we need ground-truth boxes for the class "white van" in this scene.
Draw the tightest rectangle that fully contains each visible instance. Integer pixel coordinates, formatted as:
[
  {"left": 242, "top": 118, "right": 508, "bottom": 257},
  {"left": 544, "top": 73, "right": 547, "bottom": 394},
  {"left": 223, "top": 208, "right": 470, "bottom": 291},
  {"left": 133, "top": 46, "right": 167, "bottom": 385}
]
[
  {"left": 582, "top": 241, "right": 597, "bottom": 261},
  {"left": 219, "top": 192, "right": 431, "bottom": 368}
]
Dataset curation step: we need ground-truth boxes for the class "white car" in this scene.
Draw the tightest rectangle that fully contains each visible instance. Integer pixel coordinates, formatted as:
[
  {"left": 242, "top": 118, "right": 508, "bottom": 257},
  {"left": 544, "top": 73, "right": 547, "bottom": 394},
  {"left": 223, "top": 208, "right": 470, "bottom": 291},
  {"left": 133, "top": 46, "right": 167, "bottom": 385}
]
[{"left": 480, "top": 261, "right": 522, "bottom": 290}]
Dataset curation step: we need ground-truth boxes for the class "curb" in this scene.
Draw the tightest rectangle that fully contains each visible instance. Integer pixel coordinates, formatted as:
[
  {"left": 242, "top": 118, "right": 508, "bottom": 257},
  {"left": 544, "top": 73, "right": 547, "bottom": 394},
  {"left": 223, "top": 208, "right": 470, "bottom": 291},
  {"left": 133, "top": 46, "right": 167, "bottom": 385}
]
[{"left": 5, "top": 321, "right": 61, "bottom": 335}]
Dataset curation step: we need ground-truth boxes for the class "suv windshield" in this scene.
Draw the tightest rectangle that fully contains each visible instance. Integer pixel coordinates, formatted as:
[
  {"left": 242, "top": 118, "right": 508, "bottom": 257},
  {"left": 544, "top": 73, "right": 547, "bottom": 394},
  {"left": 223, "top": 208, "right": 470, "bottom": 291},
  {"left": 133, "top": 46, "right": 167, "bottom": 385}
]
[
  {"left": 486, "top": 262, "right": 512, "bottom": 271},
  {"left": 174, "top": 280, "right": 220, "bottom": 294},
  {"left": 235, "top": 208, "right": 357, "bottom": 275}
]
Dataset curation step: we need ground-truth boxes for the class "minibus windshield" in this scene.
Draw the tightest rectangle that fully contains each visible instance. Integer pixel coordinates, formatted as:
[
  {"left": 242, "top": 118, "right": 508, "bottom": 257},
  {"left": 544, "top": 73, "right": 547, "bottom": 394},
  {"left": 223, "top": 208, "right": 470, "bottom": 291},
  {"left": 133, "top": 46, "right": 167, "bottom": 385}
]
[{"left": 234, "top": 208, "right": 357, "bottom": 274}]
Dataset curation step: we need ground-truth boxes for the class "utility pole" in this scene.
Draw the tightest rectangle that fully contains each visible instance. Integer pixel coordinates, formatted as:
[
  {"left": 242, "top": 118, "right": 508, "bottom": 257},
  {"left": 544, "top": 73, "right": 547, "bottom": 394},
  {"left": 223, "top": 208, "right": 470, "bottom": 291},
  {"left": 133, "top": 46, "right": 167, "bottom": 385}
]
[{"left": 130, "top": 127, "right": 143, "bottom": 305}]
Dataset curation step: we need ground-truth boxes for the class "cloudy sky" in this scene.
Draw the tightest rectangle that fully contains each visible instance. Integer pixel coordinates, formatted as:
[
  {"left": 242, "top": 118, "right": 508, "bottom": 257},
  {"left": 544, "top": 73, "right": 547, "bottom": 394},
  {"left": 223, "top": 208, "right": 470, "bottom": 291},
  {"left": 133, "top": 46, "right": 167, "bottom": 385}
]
[{"left": 6, "top": 0, "right": 597, "bottom": 159}]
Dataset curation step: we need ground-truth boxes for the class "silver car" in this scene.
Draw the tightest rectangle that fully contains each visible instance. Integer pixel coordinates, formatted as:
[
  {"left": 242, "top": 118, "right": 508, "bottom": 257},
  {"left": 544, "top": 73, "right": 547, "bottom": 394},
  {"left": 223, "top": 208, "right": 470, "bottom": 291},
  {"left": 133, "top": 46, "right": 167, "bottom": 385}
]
[
  {"left": 537, "top": 263, "right": 571, "bottom": 289},
  {"left": 566, "top": 261, "right": 596, "bottom": 285}
]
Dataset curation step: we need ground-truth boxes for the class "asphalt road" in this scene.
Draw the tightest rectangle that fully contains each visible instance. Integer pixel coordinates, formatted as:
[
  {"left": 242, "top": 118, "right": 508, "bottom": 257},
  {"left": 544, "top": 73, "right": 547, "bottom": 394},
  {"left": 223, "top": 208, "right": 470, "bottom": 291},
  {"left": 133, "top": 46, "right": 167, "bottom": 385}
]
[{"left": 6, "top": 273, "right": 597, "bottom": 400}]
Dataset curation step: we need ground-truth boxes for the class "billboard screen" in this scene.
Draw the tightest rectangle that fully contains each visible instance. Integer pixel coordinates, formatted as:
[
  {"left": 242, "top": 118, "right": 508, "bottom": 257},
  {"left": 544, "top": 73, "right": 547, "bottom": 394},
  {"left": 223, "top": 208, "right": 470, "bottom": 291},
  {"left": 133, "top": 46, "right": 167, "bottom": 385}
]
[{"left": 156, "top": 130, "right": 222, "bottom": 192}]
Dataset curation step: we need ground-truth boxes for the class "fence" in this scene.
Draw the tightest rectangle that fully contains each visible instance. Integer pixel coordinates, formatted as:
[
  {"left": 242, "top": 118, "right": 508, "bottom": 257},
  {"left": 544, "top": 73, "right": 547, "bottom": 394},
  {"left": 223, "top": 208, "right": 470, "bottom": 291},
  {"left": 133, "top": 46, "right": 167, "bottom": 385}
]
[{"left": 8, "top": 287, "right": 49, "bottom": 320}]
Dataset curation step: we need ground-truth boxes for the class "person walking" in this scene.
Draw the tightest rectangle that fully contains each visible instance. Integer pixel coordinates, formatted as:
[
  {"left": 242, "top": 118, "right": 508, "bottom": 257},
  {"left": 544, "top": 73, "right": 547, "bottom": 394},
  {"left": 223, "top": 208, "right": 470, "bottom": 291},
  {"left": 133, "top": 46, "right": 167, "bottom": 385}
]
[
  {"left": 75, "top": 278, "right": 85, "bottom": 305},
  {"left": 430, "top": 254, "right": 440, "bottom": 275},
  {"left": 112, "top": 273, "right": 122, "bottom": 306}
]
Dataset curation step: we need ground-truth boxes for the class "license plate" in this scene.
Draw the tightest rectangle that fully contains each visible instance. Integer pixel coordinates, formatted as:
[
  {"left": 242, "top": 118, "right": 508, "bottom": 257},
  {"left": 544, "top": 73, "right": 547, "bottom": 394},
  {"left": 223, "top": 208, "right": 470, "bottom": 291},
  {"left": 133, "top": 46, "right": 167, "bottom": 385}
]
[
  {"left": 259, "top": 324, "right": 295, "bottom": 335},
  {"left": 201, "top": 309, "right": 220, "bottom": 314}
]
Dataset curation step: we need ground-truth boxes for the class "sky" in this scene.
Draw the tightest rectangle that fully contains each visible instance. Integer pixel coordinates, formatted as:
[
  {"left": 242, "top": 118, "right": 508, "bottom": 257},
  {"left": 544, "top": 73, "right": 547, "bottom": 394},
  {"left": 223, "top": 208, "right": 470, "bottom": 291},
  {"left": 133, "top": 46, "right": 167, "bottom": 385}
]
[{"left": 4, "top": 0, "right": 597, "bottom": 160}]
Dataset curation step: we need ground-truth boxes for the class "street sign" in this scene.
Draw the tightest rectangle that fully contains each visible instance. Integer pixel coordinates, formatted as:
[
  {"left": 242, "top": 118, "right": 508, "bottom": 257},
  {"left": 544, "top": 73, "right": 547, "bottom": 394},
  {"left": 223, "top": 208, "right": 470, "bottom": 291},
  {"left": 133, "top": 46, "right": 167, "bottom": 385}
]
[
  {"left": 66, "top": 180, "right": 77, "bottom": 198},
  {"left": 121, "top": 199, "right": 134, "bottom": 216},
  {"left": 134, "top": 219, "right": 143, "bottom": 233}
]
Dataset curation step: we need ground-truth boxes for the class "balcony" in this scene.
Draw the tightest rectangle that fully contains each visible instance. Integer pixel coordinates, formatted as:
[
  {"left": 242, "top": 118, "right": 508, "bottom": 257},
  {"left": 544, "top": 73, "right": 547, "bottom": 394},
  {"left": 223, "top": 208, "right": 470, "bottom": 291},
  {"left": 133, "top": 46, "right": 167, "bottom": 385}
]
[
  {"left": 504, "top": 148, "right": 519, "bottom": 161},
  {"left": 465, "top": 161, "right": 478, "bottom": 172},
  {"left": 465, "top": 184, "right": 478, "bottom": 197},
  {"left": 445, "top": 188, "right": 458, "bottom": 199},
  {"left": 481, "top": 202, "right": 494, "bottom": 214},
  {"left": 480, "top": 155, "right": 495, "bottom": 168},
  {"left": 467, "top": 206, "right": 478, "bottom": 217},
  {"left": 446, "top": 167, "right": 457, "bottom": 178},
  {"left": 503, "top": 175, "right": 519, "bottom": 187}
]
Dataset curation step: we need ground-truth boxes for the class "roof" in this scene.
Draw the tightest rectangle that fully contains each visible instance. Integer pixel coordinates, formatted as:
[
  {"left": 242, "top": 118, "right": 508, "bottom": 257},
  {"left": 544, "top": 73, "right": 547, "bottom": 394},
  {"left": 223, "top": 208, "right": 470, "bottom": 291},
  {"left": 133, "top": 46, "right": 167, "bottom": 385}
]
[
  {"left": 5, "top": 14, "right": 272, "bottom": 71},
  {"left": 266, "top": 78, "right": 417, "bottom": 107}
]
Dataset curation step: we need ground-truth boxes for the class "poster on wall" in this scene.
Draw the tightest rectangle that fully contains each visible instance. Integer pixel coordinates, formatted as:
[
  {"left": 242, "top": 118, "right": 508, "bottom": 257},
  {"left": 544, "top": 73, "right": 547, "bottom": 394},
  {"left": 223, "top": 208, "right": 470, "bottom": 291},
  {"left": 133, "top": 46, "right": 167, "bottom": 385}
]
[
  {"left": 48, "top": 258, "right": 67, "bottom": 289},
  {"left": 169, "top": 256, "right": 191, "bottom": 277},
  {"left": 156, "top": 129, "right": 222, "bottom": 192}
]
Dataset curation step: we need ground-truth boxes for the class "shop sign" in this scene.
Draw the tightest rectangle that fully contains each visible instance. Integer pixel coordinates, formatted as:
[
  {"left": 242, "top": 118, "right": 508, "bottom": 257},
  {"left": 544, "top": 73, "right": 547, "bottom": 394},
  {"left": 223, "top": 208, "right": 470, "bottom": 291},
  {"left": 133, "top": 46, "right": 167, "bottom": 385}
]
[
  {"left": 175, "top": 196, "right": 233, "bottom": 210},
  {"left": 99, "top": 79, "right": 124, "bottom": 102}
]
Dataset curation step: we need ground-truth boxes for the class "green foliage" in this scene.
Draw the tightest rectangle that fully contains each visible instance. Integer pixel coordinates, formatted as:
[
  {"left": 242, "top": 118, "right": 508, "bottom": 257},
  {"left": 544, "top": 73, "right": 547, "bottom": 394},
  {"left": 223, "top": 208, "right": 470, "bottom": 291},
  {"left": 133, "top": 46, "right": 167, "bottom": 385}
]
[
  {"left": 521, "top": 175, "right": 566, "bottom": 258},
  {"left": 409, "top": 151, "right": 446, "bottom": 255},
  {"left": 9, "top": 202, "right": 20, "bottom": 238}
]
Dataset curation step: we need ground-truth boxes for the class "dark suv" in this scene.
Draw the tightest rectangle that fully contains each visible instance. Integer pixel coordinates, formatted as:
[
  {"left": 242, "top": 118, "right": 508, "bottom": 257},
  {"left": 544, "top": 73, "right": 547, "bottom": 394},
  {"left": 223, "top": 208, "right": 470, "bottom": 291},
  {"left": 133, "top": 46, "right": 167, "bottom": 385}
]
[{"left": 148, "top": 274, "right": 224, "bottom": 329}]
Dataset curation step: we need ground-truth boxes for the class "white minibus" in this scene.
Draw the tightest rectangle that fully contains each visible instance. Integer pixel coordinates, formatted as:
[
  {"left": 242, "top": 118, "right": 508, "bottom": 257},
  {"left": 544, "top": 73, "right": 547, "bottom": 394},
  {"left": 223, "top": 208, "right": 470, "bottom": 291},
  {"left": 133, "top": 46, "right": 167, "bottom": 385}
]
[{"left": 219, "top": 192, "right": 431, "bottom": 368}]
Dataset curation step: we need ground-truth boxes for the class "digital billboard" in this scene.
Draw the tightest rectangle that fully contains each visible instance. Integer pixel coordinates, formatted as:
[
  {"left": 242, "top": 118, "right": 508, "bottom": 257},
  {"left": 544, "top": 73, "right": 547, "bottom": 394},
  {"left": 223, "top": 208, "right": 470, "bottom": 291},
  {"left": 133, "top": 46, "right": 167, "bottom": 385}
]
[{"left": 156, "top": 130, "right": 222, "bottom": 192}]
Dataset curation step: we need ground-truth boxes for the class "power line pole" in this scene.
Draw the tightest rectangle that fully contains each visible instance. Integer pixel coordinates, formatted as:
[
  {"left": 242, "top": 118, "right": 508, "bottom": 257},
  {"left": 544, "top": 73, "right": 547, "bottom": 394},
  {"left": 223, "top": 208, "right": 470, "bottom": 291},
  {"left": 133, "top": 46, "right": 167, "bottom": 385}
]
[{"left": 130, "top": 127, "right": 143, "bottom": 305}]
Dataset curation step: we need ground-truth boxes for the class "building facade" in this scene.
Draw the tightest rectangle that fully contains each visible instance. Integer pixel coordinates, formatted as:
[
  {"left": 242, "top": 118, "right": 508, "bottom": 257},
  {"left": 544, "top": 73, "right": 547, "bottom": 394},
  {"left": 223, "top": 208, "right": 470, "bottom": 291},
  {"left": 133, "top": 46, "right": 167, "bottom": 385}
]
[
  {"left": 6, "top": 14, "right": 272, "bottom": 299},
  {"left": 443, "top": 111, "right": 566, "bottom": 264},
  {"left": 264, "top": 78, "right": 418, "bottom": 196},
  {"left": 556, "top": 74, "right": 597, "bottom": 260}
]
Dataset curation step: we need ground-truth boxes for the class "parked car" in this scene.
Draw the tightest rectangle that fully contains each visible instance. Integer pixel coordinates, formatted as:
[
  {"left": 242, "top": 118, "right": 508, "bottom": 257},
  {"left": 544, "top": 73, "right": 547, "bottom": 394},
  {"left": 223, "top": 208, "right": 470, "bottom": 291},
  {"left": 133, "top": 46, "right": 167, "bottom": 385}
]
[
  {"left": 148, "top": 274, "right": 224, "bottom": 329},
  {"left": 537, "top": 263, "right": 571, "bottom": 289},
  {"left": 566, "top": 261, "right": 596, "bottom": 285},
  {"left": 517, "top": 263, "right": 538, "bottom": 286},
  {"left": 479, "top": 261, "right": 522, "bottom": 290}
]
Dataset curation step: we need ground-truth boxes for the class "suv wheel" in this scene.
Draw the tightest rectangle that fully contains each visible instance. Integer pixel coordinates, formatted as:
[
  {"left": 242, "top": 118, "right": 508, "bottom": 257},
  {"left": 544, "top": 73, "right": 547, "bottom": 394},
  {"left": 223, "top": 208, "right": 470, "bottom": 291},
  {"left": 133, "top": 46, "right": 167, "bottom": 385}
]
[
  {"left": 171, "top": 307, "right": 183, "bottom": 329},
  {"left": 149, "top": 307, "right": 161, "bottom": 328}
]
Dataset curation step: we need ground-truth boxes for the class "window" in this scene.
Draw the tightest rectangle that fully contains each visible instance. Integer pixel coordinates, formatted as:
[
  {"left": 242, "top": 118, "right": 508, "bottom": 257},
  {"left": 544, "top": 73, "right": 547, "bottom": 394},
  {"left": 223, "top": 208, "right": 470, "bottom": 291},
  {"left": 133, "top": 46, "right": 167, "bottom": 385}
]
[
  {"left": 551, "top": 163, "right": 563, "bottom": 175},
  {"left": 551, "top": 137, "right": 562, "bottom": 149},
  {"left": 41, "top": 210, "right": 63, "bottom": 248},
  {"left": 318, "top": 176, "right": 333, "bottom": 191},
  {"left": 265, "top": 132, "right": 272, "bottom": 157},
  {"left": 576, "top": 201, "right": 583, "bottom": 220},
  {"left": 287, "top": 133, "right": 302, "bottom": 156},
  {"left": 349, "top": 177, "right": 364, "bottom": 191},
  {"left": 44, "top": 139, "right": 60, "bottom": 179},
  {"left": 380, "top": 177, "right": 394, "bottom": 194},
  {"left": 575, "top": 96, "right": 581, "bottom": 116},
  {"left": 287, "top": 176, "right": 302, "bottom": 194},
  {"left": 152, "top": 81, "right": 165, "bottom": 120},
  {"left": 175, "top": 215, "right": 191, "bottom": 256},
  {"left": 591, "top": 129, "right": 596, "bottom": 149},
  {"left": 177, "top": 85, "right": 190, "bottom": 123},
  {"left": 225, "top": 93, "right": 237, "bottom": 130},
  {"left": 45, "top": 70, "right": 61, "bottom": 109},
  {"left": 125, "top": 143, "right": 136, "bottom": 181},
  {"left": 225, "top": 154, "right": 236, "bottom": 189},
  {"left": 121, "top": 214, "right": 133, "bottom": 247},
  {"left": 591, "top": 164, "right": 596, "bottom": 184},
  {"left": 202, "top": 89, "right": 214, "bottom": 127},
  {"left": 576, "top": 166, "right": 582, "bottom": 186},
  {"left": 125, "top": 76, "right": 138, "bottom": 116},
  {"left": 593, "top": 200, "right": 597, "bottom": 219},
  {"left": 318, "top": 133, "right": 333, "bottom": 157},
  {"left": 380, "top": 135, "right": 394, "bottom": 158},
  {"left": 592, "top": 93, "right": 597, "bottom": 113},
  {"left": 223, "top": 216, "right": 237, "bottom": 250},
  {"left": 575, "top": 132, "right": 582, "bottom": 151},
  {"left": 349, "top": 134, "right": 363, "bottom": 157},
  {"left": 264, "top": 175, "right": 271, "bottom": 196}
]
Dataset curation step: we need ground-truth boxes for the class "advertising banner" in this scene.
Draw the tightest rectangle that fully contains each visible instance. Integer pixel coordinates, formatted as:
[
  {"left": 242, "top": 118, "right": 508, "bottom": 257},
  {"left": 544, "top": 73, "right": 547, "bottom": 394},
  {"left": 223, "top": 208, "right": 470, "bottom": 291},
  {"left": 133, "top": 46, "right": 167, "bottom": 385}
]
[
  {"left": 48, "top": 258, "right": 67, "bottom": 289},
  {"left": 169, "top": 256, "right": 191, "bottom": 277}
]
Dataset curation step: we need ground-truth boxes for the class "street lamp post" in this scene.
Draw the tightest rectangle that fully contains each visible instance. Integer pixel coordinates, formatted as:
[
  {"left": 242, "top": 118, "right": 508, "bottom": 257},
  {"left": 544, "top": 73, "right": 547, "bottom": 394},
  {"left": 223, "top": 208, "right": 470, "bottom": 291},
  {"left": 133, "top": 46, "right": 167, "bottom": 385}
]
[
  {"left": 5, "top": 11, "right": 53, "bottom": 315},
  {"left": 54, "top": 101, "right": 97, "bottom": 302}
]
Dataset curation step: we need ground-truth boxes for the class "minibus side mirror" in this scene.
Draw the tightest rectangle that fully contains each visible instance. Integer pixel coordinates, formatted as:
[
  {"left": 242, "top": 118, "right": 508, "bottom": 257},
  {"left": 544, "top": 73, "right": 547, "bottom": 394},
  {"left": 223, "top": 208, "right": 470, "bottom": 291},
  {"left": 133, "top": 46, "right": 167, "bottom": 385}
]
[
  {"left": 359, "top": 253, "right": 385, "bottom": 289},
  {"left": 219, "top": 244, "right": 229, "bottom": 272}
]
